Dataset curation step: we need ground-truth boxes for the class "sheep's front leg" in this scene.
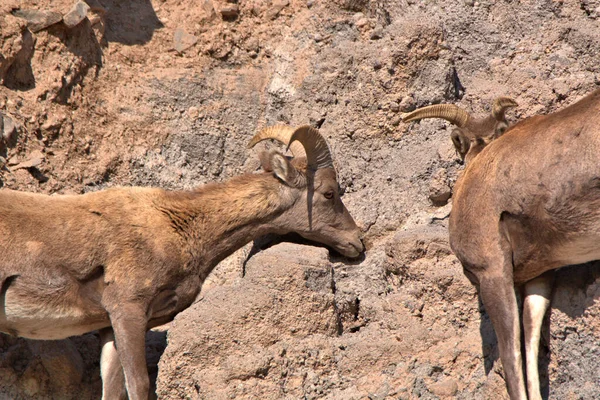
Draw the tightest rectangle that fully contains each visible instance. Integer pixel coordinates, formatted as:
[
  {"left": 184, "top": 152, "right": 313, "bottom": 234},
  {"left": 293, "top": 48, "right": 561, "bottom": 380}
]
[
  {"left": 99, "top": 327, "right": 127, "bottom": 400},
  {"left": 106, "top": 302, "right": 149, "bottom": 400}
]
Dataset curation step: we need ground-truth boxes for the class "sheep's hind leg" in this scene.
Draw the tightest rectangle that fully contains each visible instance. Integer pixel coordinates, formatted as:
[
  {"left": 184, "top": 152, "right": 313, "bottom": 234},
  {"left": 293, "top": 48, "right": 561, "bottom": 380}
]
[
  {"left": 477, "top": 261, "right": 528, "bottom": 400},
  {"left": 523, "top": 271, "right": 554, "bottom": 400},
  {"left": 100, "top": 327, "right": 127, "bottom": 400}
]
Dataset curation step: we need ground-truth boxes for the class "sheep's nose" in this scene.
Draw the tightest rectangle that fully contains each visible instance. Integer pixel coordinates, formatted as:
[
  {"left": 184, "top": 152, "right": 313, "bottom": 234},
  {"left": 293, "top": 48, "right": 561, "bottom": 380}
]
[
  {"left": 358, "top": 238, "right": 365, "bottom": 252},
  {"left": 349, "top": 237, "right": 365, "bottom": 255}
]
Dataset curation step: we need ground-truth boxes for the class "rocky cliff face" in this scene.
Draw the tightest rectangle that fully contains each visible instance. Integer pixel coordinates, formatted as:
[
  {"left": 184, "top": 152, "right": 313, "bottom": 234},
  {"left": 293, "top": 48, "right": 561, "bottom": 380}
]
[{"left": 2, "top": 0, "right": 600, "bottom": 399}]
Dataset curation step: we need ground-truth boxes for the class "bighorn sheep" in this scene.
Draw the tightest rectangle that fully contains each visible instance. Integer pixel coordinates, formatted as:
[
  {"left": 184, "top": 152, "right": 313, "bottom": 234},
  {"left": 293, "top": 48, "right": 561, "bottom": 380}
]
[
  {"left": 402, "top": 97, "right": 518, "bottom": 163},
  {"left": 402, "top": 92, "right": 600, "bottom": 400},
  {"left": 0, "top": 125, "right": 363, "bottom": 399}
]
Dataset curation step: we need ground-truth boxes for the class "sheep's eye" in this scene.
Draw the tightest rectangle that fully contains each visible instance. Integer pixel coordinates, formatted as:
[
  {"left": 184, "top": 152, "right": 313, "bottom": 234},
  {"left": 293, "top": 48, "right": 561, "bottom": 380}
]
[{"left": 324, "top": 191, "right": 334, "bottom": 200}]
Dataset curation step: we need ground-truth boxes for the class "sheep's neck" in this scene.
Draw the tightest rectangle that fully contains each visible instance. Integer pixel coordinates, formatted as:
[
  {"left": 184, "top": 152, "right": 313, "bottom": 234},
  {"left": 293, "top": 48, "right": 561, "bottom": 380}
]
[{"left": 167, "top": 173, "right": 291, "bottom": 278}]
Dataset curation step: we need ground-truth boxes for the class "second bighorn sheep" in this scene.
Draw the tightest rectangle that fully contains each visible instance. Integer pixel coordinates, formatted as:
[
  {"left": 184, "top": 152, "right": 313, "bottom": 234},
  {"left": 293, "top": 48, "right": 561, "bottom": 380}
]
[
  {"left": 0, "top": 125, "right": 363, "bottom": 400},
  {"left": 402, "top": 93, "right": 597, "bottom": 400},
  {"left": 402, "top": 97, "right": 518, "bottom": 163}
]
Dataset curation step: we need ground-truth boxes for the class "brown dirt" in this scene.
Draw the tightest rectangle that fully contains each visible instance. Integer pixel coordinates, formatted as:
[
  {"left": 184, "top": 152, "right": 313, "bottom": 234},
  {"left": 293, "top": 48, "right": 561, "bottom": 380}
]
[{"left": 2, "top": 0, "right": 600, "bottom": 399}]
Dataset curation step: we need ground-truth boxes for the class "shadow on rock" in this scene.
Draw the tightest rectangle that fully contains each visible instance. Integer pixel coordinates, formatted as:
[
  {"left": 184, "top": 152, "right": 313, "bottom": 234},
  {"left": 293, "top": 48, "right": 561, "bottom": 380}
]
[
  {"left": 552, "top": 262, "right": 600, "bottom": 319},
  {"left": 246, "top": 232, "right": 366, "bottom": 270},
  {"left": 544, "top": 262, "right": 600, "bottom": 398},
  {"left": 478, "top": 296, "right": 499, "bottom": 374},
  {"left": 99, "top": 0, "right": 163, "bottom": 45},
  {"left": 3, "top": 30, "right": 36, "bottom": 91},
  {"left": 46, "top": 21, "right": 103, "bottom": 104},
  {"left": 147, "top": 329, "right": 168, "bottom": 399}
]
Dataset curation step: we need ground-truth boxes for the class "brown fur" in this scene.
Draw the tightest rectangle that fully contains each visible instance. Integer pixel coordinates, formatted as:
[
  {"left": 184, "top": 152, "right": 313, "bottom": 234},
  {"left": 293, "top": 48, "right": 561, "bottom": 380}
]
[
  {"left": 0, "top": 151, "right": 363, "bottom": 399},
  {"left": 450, "top": 89, "right": 600, "bottom": 399},
  {"left": 451, "top": 113, "right": 510, "bottom": 163}
]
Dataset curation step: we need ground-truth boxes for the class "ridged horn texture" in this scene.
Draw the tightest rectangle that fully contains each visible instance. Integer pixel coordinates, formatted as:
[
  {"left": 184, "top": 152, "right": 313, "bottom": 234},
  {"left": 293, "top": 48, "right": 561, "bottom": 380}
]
[
  {"left": 492, "top": 97, "right": 518, "bottom": 121},
  {"left": 247, "top": 125, "right": 306, "bottom": 158},
  {"left": 289, "top": 125, "right": 334, "bottom": 170},
  {"left": 401, "top": 104, "right": 471, "bottom": 128}
]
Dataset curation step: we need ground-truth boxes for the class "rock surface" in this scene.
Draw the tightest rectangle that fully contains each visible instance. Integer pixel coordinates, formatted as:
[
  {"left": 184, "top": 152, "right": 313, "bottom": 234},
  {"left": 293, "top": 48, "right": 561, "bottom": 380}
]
[
  {"left": 63, "top": 1, "right": 90, "bottom": 28},
  {"left": 1, "top": 0, "right": 600, "bottom": 399},
  {"left": 172, "top": 28, "right": 198, "bottom": 53},
  {"left": 12, "top": 9, "right": 63, "bottom": 32}
]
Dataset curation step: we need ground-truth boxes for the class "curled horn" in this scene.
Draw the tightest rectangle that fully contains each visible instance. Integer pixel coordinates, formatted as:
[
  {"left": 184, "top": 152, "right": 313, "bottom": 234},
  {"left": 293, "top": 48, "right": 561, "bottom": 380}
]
[
  {"left": 288, "top": 125, "right": 334, "bottom": 171},
  {"left": 401, "top": 104, "right": 471, "bottom": 128},
  {"left": 247, "top": 125, "right": 306, "bottom": 158},
  {"left": 492, "top": 97, "right": 518, "bottom": 121}
]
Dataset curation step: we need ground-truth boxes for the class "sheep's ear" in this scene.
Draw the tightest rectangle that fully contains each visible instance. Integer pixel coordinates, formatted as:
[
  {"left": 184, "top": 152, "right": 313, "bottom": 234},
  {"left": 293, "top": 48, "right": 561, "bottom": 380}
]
[
  {"left": 451, "top": 129, "right": 470, "bottom": 160},
  {"left": 270, "top": 152, "right": 304, "bottom": 187},
  {"left": 494, "top": 121, "right": 509, "bottom": 139}
]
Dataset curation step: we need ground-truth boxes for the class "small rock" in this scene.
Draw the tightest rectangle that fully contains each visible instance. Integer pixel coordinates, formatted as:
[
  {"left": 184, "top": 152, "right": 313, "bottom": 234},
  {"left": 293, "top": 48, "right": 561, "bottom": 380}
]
[
  {"left": 88, "top": 10, "right": 104, "bottom": 29},
  {"left": 220, "top": 4, "right": 239, "bottom": 19},
  {"left": 389, "top": 101, "right": 400, "bottom": 112},
  {"left": 370, "top": 25, "right": 383, "bottom": 40},
  {"left": 245, "top": 37, "right": 259, "bottom": 52},
  {"left": 313, "top": 33, "right": 323, "bottom": 42},
  {"left": 41, "top": 114, "right": 66, "bottom": 135},
  {"left": 10, "top": 150, "right": 45, "bottom": 171},
  {"left": 194, "top": 0, "right": 217, "bottom": 23},
  {"left": 187, "top": 106, "right": 199, "bottom": 120},
  {"left": 553, "top": 80, "right": 570, "bottom": 99},
  {"left": 63, "top": 1, "right": 90, "bottom": 28},
  {"left": 429, "top": 168, "right": 452, "bottom": 206},
  {"left": 373, "top": 60, "right": 382, "bottom": 70},
  {"left": 173, "top": 28, "right": 198, "bottom": 53},
  {"left": 268, "top": 0, "right": 289, "bottom": 19},
  {"left": 431, "top": 202, "right": 452, "bottom": 221},
  {"left": 306, "top": 0, "right": 314, "bottom": 7},
  {"left": 355, "top": 18, "right": 369, "bottom": 27},
  {"left": 399, "top": 95, "right": 415, "bottom": 112},
  {"left": 12, "top": 9, "right": 63, "bottom": 32},
  {"left": 390, "top": 115, "right": 402, "bottom": 126},
  {"left": 1, "top": 114, "right": 17, "bottom": 143},
  {"left": 85, "top": 0, "right": 106, "bottom": 25},
  {"left": 464, "top": 0, "right": 474, "bottom": 5},
  {"left": 428, "top": 378, "right": 458, "bottom": 397},
  {"left": 488, "top": 58, "right": 503, "bottom": 69}
]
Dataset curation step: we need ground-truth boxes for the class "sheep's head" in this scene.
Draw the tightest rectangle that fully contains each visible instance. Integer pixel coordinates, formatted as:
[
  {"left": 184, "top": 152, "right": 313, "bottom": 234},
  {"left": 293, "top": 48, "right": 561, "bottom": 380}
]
[
  {"left": 402, "top": 97, "right": 518, "bottom": 164},
  {"left": 248, "top": 125, "right": 364, "bottom": 258}
]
